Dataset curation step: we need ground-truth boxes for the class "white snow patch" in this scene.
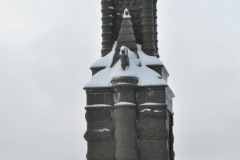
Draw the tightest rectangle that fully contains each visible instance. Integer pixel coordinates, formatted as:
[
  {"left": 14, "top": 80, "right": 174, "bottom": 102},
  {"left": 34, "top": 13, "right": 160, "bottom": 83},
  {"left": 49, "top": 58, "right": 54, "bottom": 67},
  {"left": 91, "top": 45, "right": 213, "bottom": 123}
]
[
  {"left": 140, "top": 109, "right": 151, "bottom": 112},
  {"left": 114, "top": 82, "right": 132, "bottom": 85},
  {"left": 85, "top": 42, "right": 167, "bottom": 88},
  {"left": 108, "top": 6, "right": 114, "bottom": 9},
  {"left": 154, "top": 110, "right": 161, "bottom": 112},
  {"left": 139, "top": 102, "right": 164, "bottom": 106},
  {"left": 114, "top": 102, "right": 136, "bottom": 106},
  {"left": 93, "top": 128, "right": 110, "bottom": 132},
  {"left": 90, "top": 42, "right": 117, "bottom": 68},
  {"left": 123, "top": 8, "right": 131, "bottom": 18},
  {"left": 86, "top": 104, "right": 111, "bottom": 107}
]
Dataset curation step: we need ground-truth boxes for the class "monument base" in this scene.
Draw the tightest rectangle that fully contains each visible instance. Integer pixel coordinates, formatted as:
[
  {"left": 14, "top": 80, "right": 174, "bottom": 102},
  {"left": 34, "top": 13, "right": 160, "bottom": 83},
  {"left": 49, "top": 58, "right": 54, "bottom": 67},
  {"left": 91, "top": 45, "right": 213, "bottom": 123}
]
[{"left": 84, "top": 76, "right": 174, "bottom": 160}]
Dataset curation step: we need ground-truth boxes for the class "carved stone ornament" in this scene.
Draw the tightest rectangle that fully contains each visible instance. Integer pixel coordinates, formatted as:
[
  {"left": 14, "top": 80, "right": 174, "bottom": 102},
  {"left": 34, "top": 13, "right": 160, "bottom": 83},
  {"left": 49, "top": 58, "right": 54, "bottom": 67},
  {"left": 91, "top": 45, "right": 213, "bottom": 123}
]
[
  {"left": 124, "top": 0, "right": 129, "bottom": 5},
  {"left": 120, "top": 47, "right": 129, "bottom": 70},
  {"left": 119, "top": 0, "right": 123, "bottom": 6},
  {"left": 131, "top": 0, "right": 136, "bottom": 5}
]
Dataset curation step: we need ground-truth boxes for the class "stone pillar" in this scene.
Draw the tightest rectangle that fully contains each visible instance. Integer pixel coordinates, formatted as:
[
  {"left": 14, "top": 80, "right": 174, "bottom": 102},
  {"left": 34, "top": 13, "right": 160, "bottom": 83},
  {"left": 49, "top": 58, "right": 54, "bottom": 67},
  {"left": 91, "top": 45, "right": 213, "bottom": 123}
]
[
  {"left": 101, "top": 0, "right": 115, "bottom": 56},
  {"left": 140, "top": 0, "right": 156, "bottom": 56},
  {"left": 84, "top": 88, "right": 115, "bottom": 160},
  {"left": 111, "top": 77, "right": 138, "bottom": 160},
  {"left": 136, "top": 86, "right": 175, "bottom": 160}
]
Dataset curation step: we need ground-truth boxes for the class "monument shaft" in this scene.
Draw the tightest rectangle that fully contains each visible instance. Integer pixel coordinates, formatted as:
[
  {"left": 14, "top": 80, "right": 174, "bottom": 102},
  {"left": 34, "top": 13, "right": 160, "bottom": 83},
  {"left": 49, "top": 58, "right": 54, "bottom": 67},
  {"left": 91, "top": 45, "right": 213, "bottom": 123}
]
[{"left": 84, "top": 0, "right": 175, "bottom": 159}]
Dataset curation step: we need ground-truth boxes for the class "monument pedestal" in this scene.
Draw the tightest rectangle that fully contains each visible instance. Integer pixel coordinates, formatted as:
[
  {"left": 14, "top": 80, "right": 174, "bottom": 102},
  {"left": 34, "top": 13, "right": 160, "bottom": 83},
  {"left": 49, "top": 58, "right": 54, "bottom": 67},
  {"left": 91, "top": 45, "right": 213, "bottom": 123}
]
[
  {"left": 84, "top": 1, "right": 175, "bottom": 159},
  {"left": 84, "top": 77, "right": 174, "bottom": 160}
]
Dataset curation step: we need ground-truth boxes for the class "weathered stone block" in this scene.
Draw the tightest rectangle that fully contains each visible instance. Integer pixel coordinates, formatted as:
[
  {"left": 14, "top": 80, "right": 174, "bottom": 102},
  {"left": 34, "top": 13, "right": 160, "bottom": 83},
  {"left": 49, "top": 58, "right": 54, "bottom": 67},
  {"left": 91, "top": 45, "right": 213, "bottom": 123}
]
[
  {"left": 86, "top": 110, "right": 113, "bottom": 122},
  {"left": 138, "top": 140, "right": 169, "bottom": 160},
  {"left": 146, "top": 91, "right": 165, "bottom": 103},
  {"left": 113, "top": 91, "right": 136, "bottom": 103},
  {"left": 136, "top": 91, "right": 147, "bottom": 104},
  {"left": 137, "top": 108, "right": 167, "bottom": 120},
  {"left": 137, "top": 120, "right": 167, "bottom": 129},
  {"left": 138, "top": 128, "right": 168, "bottom": 140},
  {"left": 88, "top": 141, "right": 115, "bottom": 149},
  {"left": 115, "top": 148, "right": 138, "bottom": 160},
  {"left": 87, "top": 149, "right": 115, "bottom": 160},
  {"left": 87, "top": 93, "right": 105, "bottom": 105},
  {"left": 104, "top": 93, "right": 114, "bottom": 105}
]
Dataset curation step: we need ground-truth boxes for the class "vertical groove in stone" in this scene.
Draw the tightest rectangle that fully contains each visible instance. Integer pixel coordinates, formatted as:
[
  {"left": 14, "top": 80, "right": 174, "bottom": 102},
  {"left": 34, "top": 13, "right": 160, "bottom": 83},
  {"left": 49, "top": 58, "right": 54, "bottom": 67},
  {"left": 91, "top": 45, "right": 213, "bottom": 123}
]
[
  {"left": 153, "top": 0, "right": 159, "bottom": 57},
  {"left": 101, "top": 0, "right": 115, "bottom": 57},
  {"left": 140, "top": 0, "right": 156, "bottom": 56}
]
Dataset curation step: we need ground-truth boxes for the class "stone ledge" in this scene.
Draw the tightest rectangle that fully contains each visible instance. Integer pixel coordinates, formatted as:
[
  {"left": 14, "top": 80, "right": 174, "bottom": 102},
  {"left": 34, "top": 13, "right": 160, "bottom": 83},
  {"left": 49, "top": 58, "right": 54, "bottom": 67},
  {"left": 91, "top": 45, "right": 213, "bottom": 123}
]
[
  {"left": 137, "top": 107, "right": 167, "bottom": 120},
  {"left": 85, "top": 105, "right": 114, "bottom": 110},
  {"left": 87, "top": 121, "right": 114, "bottom": 130},
  {"left": 84, "top": 130, "right": 114, "bottom": 141}
]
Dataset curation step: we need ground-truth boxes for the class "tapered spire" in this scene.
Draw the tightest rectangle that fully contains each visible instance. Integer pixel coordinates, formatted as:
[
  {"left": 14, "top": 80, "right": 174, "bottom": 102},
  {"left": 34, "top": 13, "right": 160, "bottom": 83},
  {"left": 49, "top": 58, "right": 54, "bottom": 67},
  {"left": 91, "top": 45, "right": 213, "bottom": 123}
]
[{"left": 111, "top": 8, "right": 138, "bottom": 67}]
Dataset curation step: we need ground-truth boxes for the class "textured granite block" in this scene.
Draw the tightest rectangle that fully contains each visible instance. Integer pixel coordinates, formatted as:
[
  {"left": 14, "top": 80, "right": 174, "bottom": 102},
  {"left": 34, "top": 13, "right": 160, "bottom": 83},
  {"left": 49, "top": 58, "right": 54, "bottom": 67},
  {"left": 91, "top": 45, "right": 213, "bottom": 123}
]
[
  {"left": 86, "top": 110, "right": 113, "bottom": 122},
  {"left": 138, "top": 140, "right": 169, "bottom": 160},
  {"left": 138, "top": 108, "right": 167, "bottom": 120},
  {"left": 87, "top": 149, "right": 115, "bottom": 160},
  {"left": 113, "top": 92, "right": 136, "bottom": 103},
  {"left": 136, "top": 91, "right": 146, "bottom": 104},
  {"left": 137, "top": 120, "right": 167, "bottom": 129},
  {"left": 146, "top": 91, "right": 165, "bottom": 103},
  {"left": 88, "top": 141, "right": 115, "bottom": 149},
  {"left": 87, "top": 121, "right": 114, "bottom": 130},
  {"left": 138, "top": 128, "right": 168, "bottom": 140},
  {"left": 87, "top": 93, "right": 105, "bottom": 105},
  {"left": 115, "top": 148, "right": 138, "bottom": 160},
  {"left": 84, "top": 130, "right": 114, "bottom": 141},
  {"left": 104, "top": 93, "right": 114, "bottom": 105}
]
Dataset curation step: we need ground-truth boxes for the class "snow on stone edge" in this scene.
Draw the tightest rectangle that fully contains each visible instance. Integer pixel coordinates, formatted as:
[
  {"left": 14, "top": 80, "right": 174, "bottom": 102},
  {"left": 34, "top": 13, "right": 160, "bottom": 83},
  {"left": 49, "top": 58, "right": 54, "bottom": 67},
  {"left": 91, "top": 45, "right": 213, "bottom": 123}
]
[
  {"left": 85, "top": 42, "right": 167, "bottom": 88},
  {"left": 114, "top": 102, "right": 136, "bottom": 106}
]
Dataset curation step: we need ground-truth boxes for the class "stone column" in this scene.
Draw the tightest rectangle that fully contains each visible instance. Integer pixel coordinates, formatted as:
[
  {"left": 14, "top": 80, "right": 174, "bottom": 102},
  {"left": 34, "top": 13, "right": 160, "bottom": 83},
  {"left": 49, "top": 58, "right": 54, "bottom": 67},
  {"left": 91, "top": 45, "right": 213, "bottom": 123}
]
[
  {"left": 111, "top": 77, "right": 138, "bottom": 160},
  {"left": 140, "top": 0, "right": 156, "bottom": 56},
  {"left": 84, "top": 87, "right": 115, "bottom": 160},
  {"left": 101, "top": 0, "right": 115, "bottom": 56}
]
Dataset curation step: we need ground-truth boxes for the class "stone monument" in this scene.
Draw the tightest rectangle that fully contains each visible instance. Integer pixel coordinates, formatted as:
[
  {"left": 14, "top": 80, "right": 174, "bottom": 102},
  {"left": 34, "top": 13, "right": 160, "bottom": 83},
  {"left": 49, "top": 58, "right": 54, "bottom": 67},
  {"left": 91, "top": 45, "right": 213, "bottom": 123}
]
[{"left": 84, "top": 1, "right": 175, "bottom": 159}]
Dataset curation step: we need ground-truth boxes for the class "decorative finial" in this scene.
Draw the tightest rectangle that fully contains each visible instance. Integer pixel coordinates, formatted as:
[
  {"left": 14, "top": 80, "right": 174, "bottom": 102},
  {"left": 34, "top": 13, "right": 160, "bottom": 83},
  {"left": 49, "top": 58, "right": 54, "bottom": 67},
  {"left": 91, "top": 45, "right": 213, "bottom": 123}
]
[{"left": 120, "top": 46, "right": 129, "bottom": 70}]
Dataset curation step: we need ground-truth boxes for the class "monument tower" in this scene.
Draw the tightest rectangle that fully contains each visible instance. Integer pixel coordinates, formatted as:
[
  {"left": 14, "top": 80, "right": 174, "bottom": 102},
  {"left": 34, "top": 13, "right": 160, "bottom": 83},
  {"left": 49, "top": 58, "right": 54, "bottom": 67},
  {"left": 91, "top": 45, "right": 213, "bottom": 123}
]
[{"left": 84, "top": 1, "right": 175, "bottom": 159}]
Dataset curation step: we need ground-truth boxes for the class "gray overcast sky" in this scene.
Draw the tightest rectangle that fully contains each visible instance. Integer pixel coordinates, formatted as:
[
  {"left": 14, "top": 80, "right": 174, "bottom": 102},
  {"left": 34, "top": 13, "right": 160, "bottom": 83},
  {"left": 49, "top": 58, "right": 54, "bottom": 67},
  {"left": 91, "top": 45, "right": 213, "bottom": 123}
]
[{"left": 0, "top": 0, "right": 239, "bottom": 160}]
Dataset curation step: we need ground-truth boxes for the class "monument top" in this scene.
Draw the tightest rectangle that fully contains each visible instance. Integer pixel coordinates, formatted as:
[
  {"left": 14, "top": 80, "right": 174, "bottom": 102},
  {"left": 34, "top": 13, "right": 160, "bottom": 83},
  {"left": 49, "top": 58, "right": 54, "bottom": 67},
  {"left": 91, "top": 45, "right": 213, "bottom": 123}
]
[{"left": 101, "top": 0, "right": 160, "bottom": 57}]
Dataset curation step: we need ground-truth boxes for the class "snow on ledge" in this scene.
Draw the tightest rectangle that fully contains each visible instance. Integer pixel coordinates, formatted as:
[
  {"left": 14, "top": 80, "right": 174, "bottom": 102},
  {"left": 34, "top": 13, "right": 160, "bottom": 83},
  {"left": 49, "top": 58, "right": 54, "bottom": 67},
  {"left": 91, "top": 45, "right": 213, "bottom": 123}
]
[
  {"left": 93, "top": 128, "right": 110, "bottom": 132},
  {"left": 85, "top": 104, "right": 112, "bottom": 107},
  {"left": 140, "top": 109, "right": 151, "bottom": 112},
  {"left": 139, "top": 102, "right": 166, "bottom": 106},
  {"left": 114, "top": 102, "right": 136, "bottom": 106},
  {"left": 140, "top": 108, "right": 162, "bottom": 112},
  {"left": 85, "top": 42, "right": 168, "bottom": 88}
]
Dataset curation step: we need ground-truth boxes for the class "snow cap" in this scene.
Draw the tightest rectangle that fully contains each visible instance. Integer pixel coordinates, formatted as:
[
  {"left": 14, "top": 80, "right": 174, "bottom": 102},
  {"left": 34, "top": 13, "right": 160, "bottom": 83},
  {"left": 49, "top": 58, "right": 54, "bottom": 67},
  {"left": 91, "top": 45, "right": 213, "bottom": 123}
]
[{"left": 123, "top": 8, "right": 131, "bottom": 18}]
